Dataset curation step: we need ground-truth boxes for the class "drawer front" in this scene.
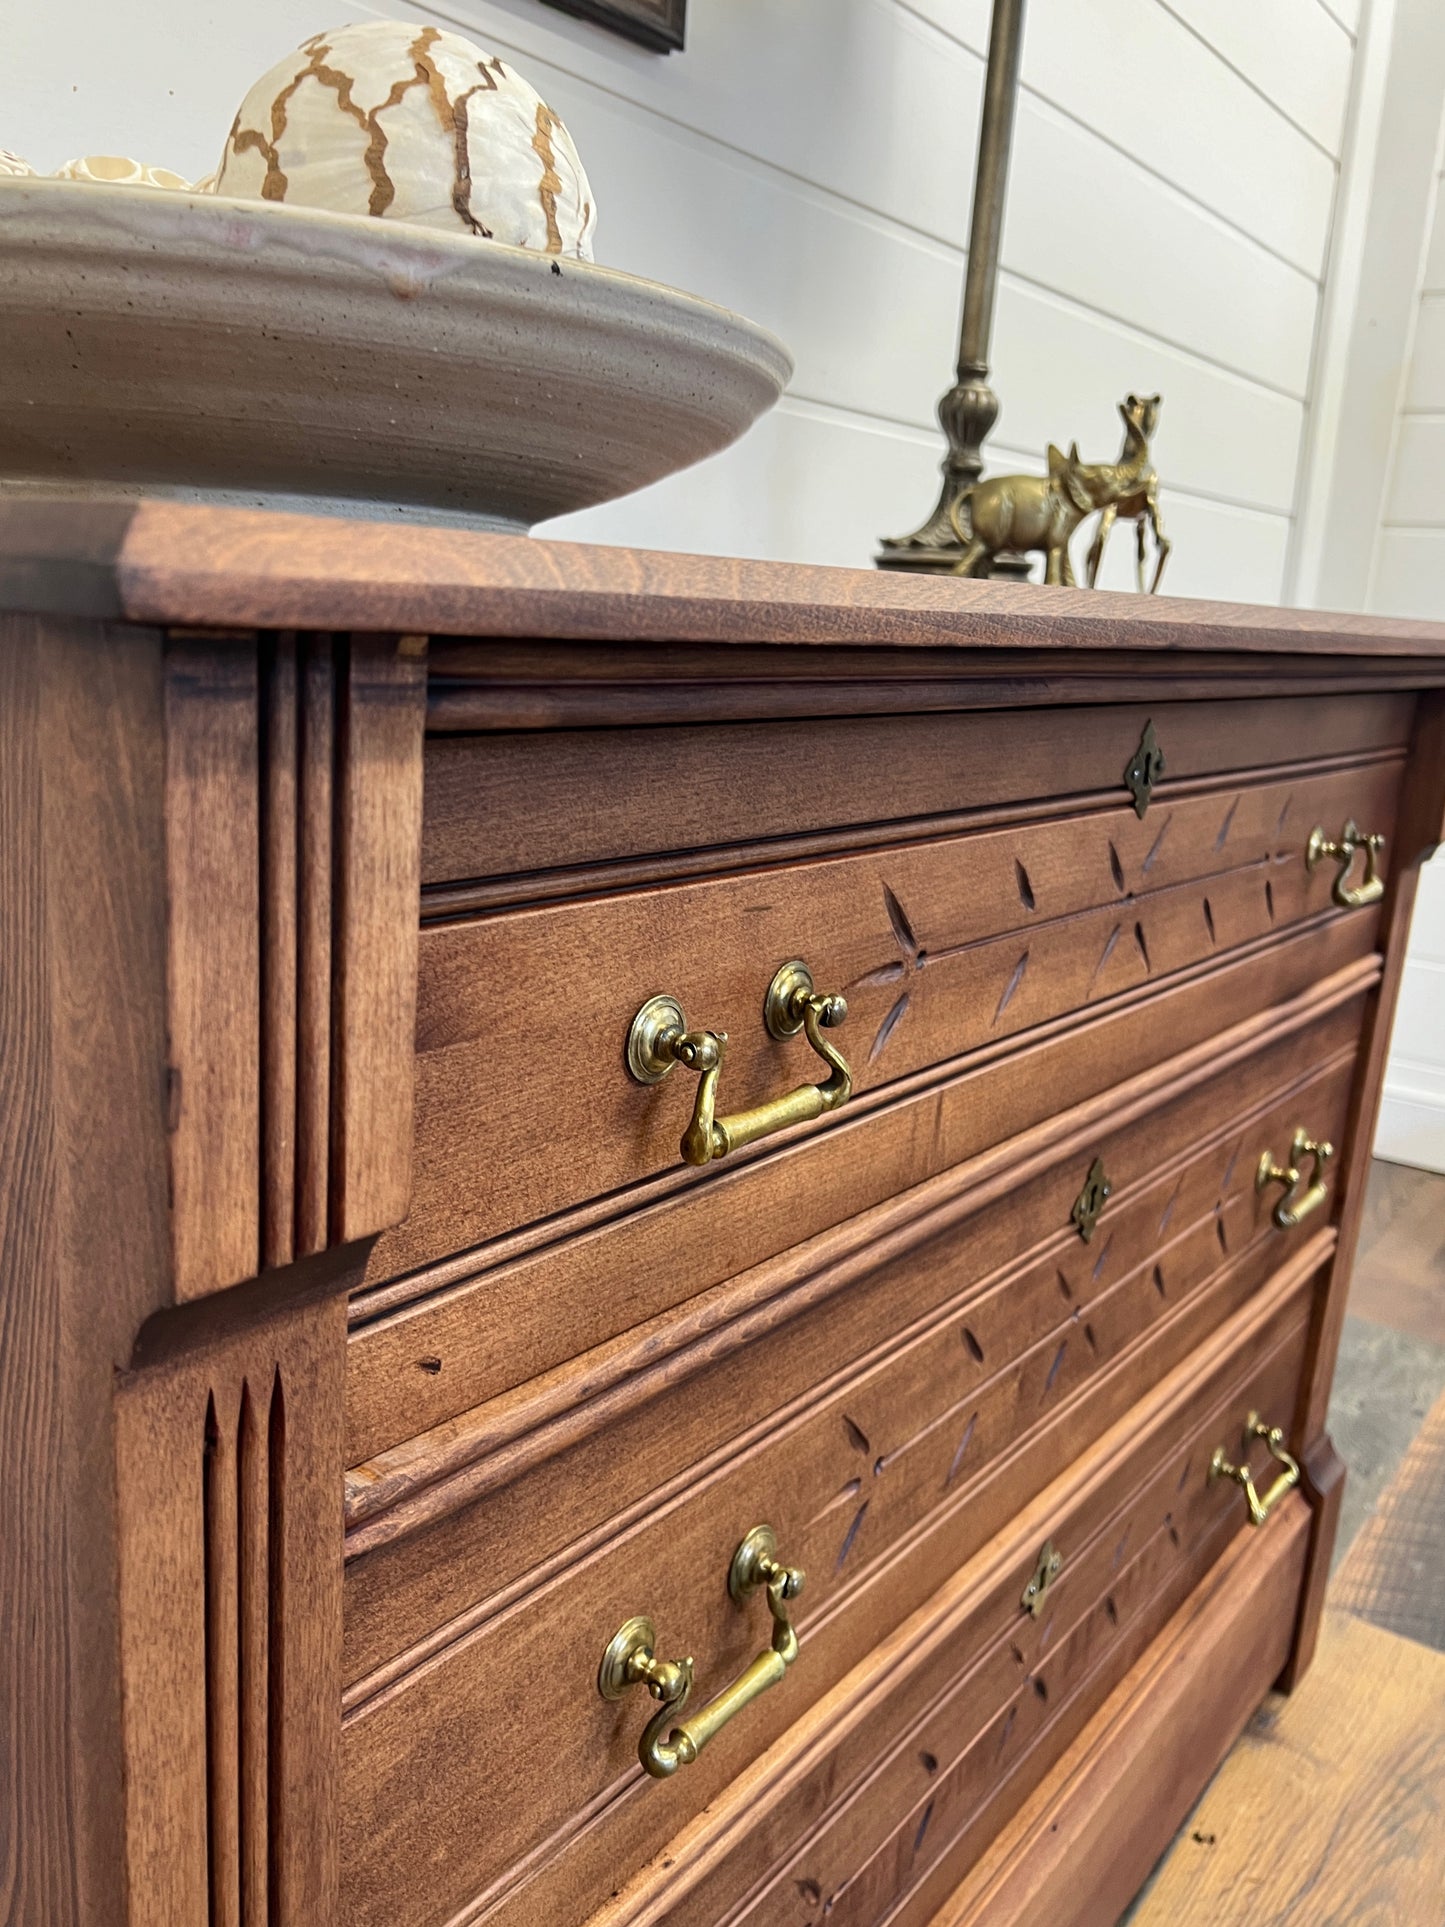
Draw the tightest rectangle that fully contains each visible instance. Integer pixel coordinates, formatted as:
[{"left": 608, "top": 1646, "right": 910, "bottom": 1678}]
[
  {"left": 614, "top": 1267, "right": 1318, "bottom": 1927},
  {"left": 375, "top": 711, "right": 1404, "bottom": 1277},
  {"left": 337, "top": 996, "right": 1359, "bottom": 1927},
  {"left": 340, "top": 1247, "right": 1322, "bottom": 1927},
  {"left": 421, "top": 693, "right": 1413, "bottom": 889},
  {"left": 348, "top": 920, "right": 1375, "bottom": 1461},
  {"left": 343, "top": 985, "right": 1362, "bottom": 1671}
]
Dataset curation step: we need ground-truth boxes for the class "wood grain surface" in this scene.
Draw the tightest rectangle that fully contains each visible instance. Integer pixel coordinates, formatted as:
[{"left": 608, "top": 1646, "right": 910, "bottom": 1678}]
[
  {"left": 338, "top": 1261, "right": 1321, "bottom": 1927},
  {"left": 114, "top": 1293, "right": 346, "bottom": 1927},
  {"left": 1332, "top": 1381, "right": 1445, "bottom": 1652},
  {"left": 4, "top": 498, "right": 1445, "bottom": 657},
  {"left": 419, "top": 696, "right": 1410, "bottom": 890},
  {"left": 162, "top": 631, "right": 427, "bottom": 1292},
  {"left": 926, "top": 1495, "right": 1310, "bottom": 1927},
  {"left": 650, "top": 1335, "right": 1309, "bottom": 1927},
  {"left": 164, "top": 640, "right": 263, "bottom": 1296},
  {"left": 352, "top": 944, "right": 1377, "bottom": 1462},
  {"left": 344, "top": 997, "right": 1363, "bottom": 1560},
  {"left": 395, "top": 757, "right": 1396, "bottom": 1267},
  {"left": 0, "top": 615, "right": 173, "bottom": 1927},
  {"left": 1125, "top": 1608, "right": 1445, "bottom": 1925}
]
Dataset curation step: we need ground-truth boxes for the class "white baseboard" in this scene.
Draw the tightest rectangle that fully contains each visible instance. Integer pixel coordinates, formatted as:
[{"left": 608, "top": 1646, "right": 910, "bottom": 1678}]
[{"left": 1374, "top": 1086, "right": 1445, "bottom": 1174}]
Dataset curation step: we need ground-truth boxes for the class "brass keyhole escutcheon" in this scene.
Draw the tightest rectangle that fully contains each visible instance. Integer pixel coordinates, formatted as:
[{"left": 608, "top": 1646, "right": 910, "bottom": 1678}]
[
  {"left": 1071, "top": 1157, "right": 1113, "bottom": 1243},
  {"left": 1124, "top": 720, "right": 1165, "bottom": 819},
  {"left": 1022, "top": 1540, "right": 1063, "bottom": 1619}
]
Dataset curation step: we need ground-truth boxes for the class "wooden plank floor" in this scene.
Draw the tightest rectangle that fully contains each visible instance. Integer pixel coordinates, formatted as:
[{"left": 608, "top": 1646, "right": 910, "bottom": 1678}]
[
  {"left": 1332, "top": 1380, "right": 1445, "bottom": 1652},
  {"left": 1126, "top": 1607, "right": 1445, "bottom": 1924},
  {"left": 1347, "top": 1157, "right": 1445, "bottom": 1347}
]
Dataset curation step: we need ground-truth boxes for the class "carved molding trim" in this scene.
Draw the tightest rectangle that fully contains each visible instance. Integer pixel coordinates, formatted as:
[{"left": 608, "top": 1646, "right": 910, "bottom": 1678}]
[
  {"left": 114, "top": 1295, "right": 345, "bottom": 1925},
  {"left": 163, "top": 632, "right": 427, "bottom": 1297}
]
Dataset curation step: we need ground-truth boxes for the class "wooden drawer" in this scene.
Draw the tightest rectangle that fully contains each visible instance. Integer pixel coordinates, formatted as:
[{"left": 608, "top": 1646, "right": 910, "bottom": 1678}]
[
  {"left": 372, "top": 701, "right": 1404, "bottom": 1281},
  {"left": 344, "top": 978, "right": 1364, "bottom": 1672},
  {"left": 420, "top": 692, "right": 1412, "bottom": 890},
  {"left": 339, "top": 1241, "right": 1322, "bottom": 1927},
  {"left": 336, "top": 985, "right": 1359, "bottom": 1927},
  {"left": 598, "top": 1264, "right": 1317, "bottom": 1927},
  {"left": 347, "top": 922, "right": 1376, "bottom": 1460}
]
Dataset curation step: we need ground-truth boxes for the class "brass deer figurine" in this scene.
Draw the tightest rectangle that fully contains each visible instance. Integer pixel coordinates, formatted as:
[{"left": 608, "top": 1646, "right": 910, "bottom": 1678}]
[
  {"left": 948, "top": 441, "right": 1129, "bottom": 586},
  {"left": 1085, "top": 393, "right": 1170, "bottom": 594}
]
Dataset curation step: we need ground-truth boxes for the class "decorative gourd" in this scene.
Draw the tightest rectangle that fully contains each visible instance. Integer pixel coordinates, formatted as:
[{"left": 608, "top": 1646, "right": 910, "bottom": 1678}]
[{"left": 214, "top": 20, "right": 596, "bottom": 259}]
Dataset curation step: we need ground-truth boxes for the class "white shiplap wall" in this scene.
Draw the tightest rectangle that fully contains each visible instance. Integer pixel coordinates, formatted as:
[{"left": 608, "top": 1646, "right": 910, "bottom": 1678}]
[
  {"left": 0, "top": 0, "right": 1364, "bottom": 597},
  {"left": 1370, "top": 143, "right": 1445, "bottom": 1172},
  {"left": 1373, "top": 166, "right": 1445, "bottom": 618}
]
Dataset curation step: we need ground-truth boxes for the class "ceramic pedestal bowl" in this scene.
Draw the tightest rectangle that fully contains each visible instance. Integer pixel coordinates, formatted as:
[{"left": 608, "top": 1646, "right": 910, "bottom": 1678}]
[{"left": 0, "top": 179, "right": 792, "bottom": 530}]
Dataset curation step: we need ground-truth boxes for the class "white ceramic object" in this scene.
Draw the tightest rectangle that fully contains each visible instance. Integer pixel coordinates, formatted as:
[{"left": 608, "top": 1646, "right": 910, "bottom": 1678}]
[
  {"left": 216, "top": 21, "right": 596, "bottom": 258},
  {"left": 0, "top": 179, "right": 790, "bottom": 531},
  {"left": 0, "top": 149, "right": 35, "bottom": 178},
  {"left": 54, "top": 155, "right": 191, "bottom": 189}
]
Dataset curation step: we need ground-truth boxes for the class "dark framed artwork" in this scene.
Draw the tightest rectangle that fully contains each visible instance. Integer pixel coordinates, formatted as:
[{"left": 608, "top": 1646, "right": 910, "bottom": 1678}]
[{"left": 537, "top": 0, "right": 686, "bottom": 52}]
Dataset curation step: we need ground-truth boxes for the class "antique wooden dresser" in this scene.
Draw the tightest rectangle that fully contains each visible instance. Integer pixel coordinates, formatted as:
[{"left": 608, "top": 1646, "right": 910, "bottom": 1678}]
[{"left": 5, "top": 497, "right": 1445, "bottom": 1927}]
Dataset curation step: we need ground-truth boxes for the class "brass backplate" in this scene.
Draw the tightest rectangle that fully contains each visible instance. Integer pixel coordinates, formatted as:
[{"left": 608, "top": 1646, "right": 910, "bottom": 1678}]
[
  {"left": 764, "top": 961, "right": 815, "bottom": 1040},
  {"left": 1071, "top": 1157, "right": 1113, "bottom": 1243},
  {"left": 728, "top": 1523, "right": 779, "bottom": 1603},
  {"left": 598, "top": 1615, "right": 656, "bottom": 1699},
  {"left": 1022, "top": 1540, "right": 1063, "bottom": 1619},
  {"left": 627, "top": 995, "right": 687, "bottom": 1085}
]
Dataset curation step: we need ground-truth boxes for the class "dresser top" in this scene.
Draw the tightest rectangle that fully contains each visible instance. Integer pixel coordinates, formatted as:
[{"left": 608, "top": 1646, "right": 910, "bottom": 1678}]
[{"left": 2, "top": 497, "right": 1444, "bottom": 661}]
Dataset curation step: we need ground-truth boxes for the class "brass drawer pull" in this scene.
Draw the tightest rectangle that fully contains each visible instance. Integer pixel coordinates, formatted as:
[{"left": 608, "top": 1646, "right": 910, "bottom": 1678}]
[
  {"left": 1307, "top": 818, "right": 1386, "bottom": 908},
  {"left": 1257, "top": 1126, "right": 1333, "bottom": 1229},
  {"left": 1210, "top": 1411, "right": 1300, "bottom": 1528},
  {"left": 598, "top": 1525, "right": 804, "bottom": 1780},
  {"left": 628, "top": 961, "right": 851, "bottom": 1167}
]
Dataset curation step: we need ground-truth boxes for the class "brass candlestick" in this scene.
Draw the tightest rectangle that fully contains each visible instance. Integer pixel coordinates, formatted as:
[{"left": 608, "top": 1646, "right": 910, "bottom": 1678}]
[{"left": 876, "top": 0, "right": 1031, "bottom": 578}]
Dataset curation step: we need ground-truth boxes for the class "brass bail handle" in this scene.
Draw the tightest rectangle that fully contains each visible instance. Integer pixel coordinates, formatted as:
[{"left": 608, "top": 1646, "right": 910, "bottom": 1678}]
[
  {"left": 627, "top": 961, "right": 852, "bottom": 1168},
  {"left": 1257, "top": 1125, "right": 1333, "bottom": 1230},
  {"left": 1210, "top": 1411, "right": 1300, "bottom": 1528},
  {"left": 598, "top": 1525, "right": 805, "bottom": 1780},
  {"left": 1307, "top": 817, "right": 1386, "bottom": 908}
]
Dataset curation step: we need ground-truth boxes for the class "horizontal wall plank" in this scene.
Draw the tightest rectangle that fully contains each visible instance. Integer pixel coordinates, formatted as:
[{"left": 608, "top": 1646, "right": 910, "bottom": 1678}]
[
  {"left": 1386, "top": 417, "right": 1445, "bottom": 524},
  {"left": 904, "top": 0, "right": 1338, "bottom": 272},
  {"left": 1405, "top": 294, "right": 1445, "bottom": 409},
  {"left": 1317, "top": 0, "right": 1361, "bottom": 37},
  {"left": 1426, "top": 182, "right": 1445, "bottom": 291},
  {"left": 547, "top": 394, "right": 1292, "bottom": 601},
  {"left": 990, "top": 283, "right": 1303, "bottom": 513},
  {"left": 1371, "top": 530, "right": 1445, "bottom": 618},
  {"left": 409, "top": 0, "right": 1321, "bottom": 396},
  {"left": 1156, "top": 0, "right": 1354, "bottom": 155}
]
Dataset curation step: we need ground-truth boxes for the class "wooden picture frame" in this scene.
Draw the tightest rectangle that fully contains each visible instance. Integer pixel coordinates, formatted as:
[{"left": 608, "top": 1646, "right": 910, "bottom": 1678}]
[{"left": 538, "top": 0, "right": 685, "bottom": 52}]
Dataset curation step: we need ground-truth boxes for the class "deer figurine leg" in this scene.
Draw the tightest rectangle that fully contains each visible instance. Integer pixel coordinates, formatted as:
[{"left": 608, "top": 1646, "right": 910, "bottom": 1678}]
[
  {"left": 949, "top": 535, "right": 992, "bottom": 578},
  {"left": 1135, "top": 512, "right": 1149, "bottom": 594},
  {"left": 1086, "top": 502, "right": 1117, "bottom": 589},
  {"left": 1144, "top": 480, "right": 1171, "bottom": 594}
]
